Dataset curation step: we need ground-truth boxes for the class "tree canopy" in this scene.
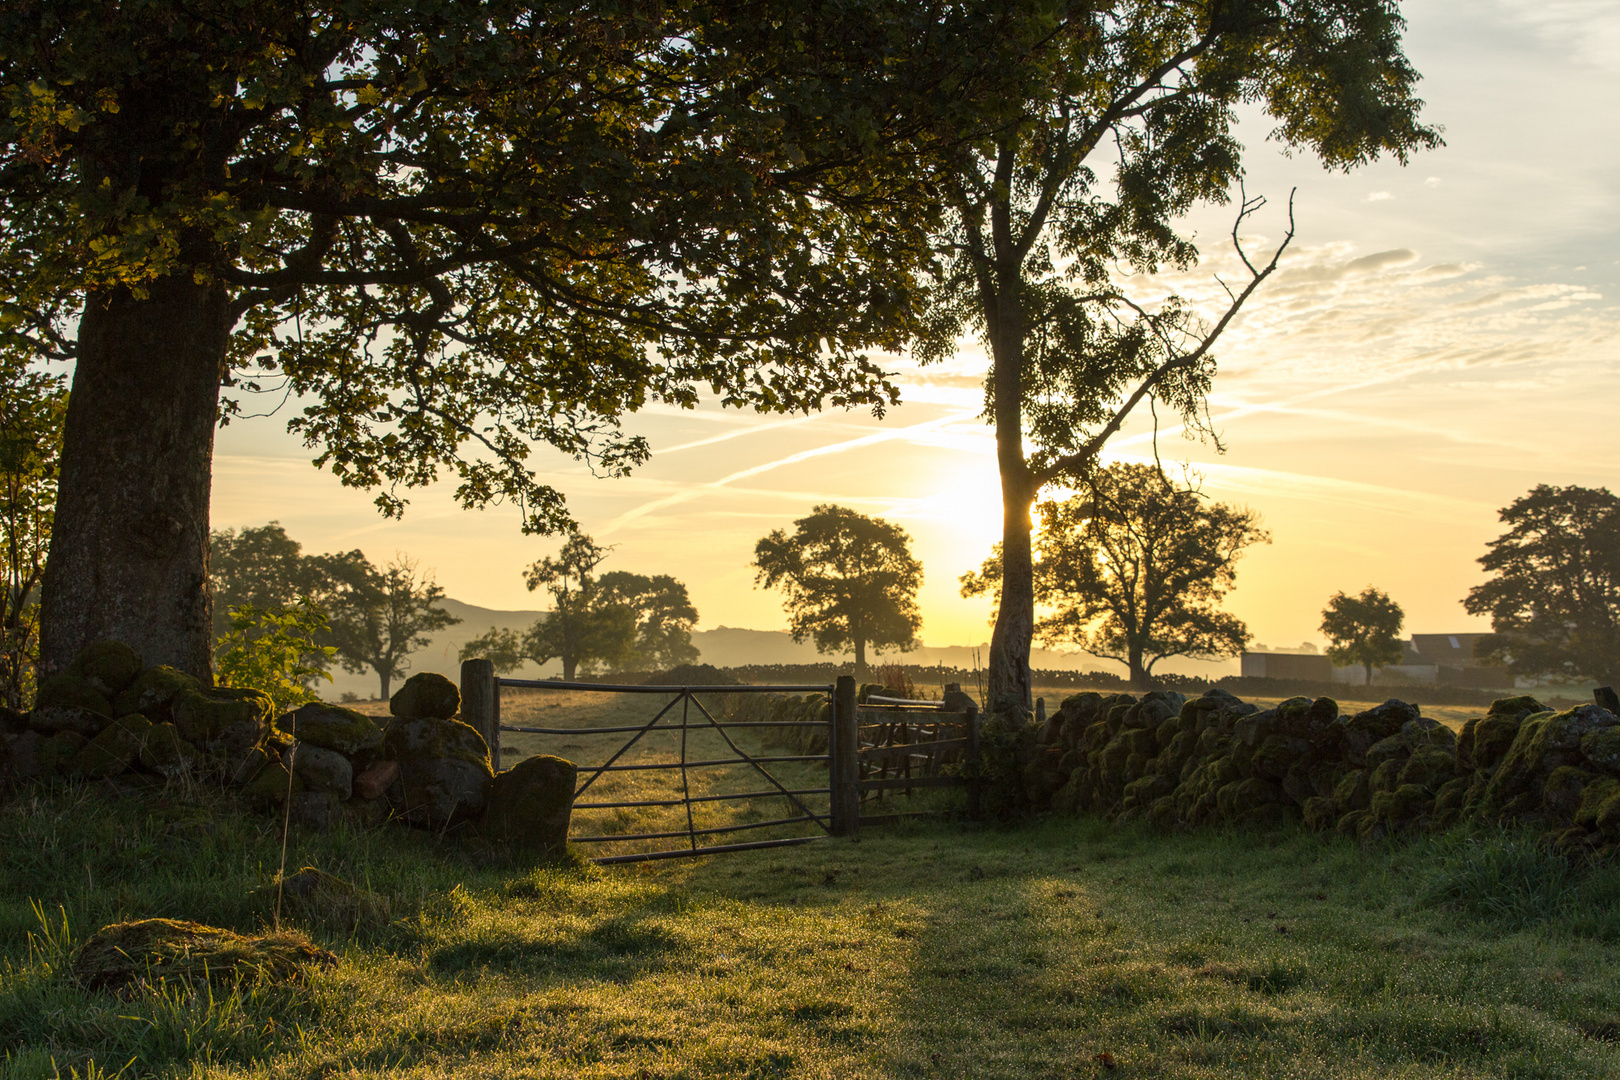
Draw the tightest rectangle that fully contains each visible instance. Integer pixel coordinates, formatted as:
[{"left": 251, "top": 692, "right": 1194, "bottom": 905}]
[
  {"left": 962, "top": 463, "right": 1266, "bottom": 687},
  {"left": 1464, "top": 484, "right": 1620, "bottom": 690},
  {"left": 911, "top": 0, "right": 1440, "bottom": 714},
  {"left": 460, "top": 530, "right": 699, "bottom": 679},
  {"left": 321, "top": 554, "right": 460, "bottom": 699},
  {"left": 1320, "top": 587, "right": 1404, "bottom": 683},
  {"left": 754, "top": 504, "right": 922, "bottom": 677},
  {"left": 3, "top": 0, "right": 1017, "bottom": 676}
]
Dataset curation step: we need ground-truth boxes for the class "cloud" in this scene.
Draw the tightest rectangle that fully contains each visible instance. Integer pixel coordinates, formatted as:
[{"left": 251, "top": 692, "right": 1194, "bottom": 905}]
[{"left": 1364, "top": 191, "right": 1395, "bottom": 202}]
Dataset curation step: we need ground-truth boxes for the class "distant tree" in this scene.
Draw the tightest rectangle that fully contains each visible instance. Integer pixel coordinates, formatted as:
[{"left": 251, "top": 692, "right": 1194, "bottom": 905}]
[
  {"left": 597, "top": 571, "right": 701, "bottom": 672},
  {"left": 458, "top": 531, "right": 693, "bottom": 681},
  {"left": 0, "top": 357, "right": 66, "bottom": 706},
  {"left": 962, "top": 464, "right": 1267, "bottom": 688},
  {"left": 753, "top": 505, "right": 922, "bottom": 678},
  {"left": 1464, "top": 484, "right": 1620, "bottom": 689},
  {"left": 320, "top": 554, "right": 460, "bottom": 699},
  {"left": 1321, "top": 587, "right": 1405, "bottom": 684},
  {"left": 208, "top": 522, "right": 327, "bottom": 639}
]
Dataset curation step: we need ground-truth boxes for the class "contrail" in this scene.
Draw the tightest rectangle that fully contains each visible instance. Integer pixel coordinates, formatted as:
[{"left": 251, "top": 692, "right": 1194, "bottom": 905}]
[{"left": 599, "top": 409, "right": 979, "bottom": 535}]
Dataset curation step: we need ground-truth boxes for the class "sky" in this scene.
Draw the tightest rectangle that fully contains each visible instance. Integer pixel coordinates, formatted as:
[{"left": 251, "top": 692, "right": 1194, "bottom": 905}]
[{"left": 210, "top": 0, "right": 1620, "bottom": 675}]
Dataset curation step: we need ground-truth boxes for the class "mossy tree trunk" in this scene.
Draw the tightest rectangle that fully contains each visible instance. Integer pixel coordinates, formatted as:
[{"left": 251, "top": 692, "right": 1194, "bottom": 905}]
[{"left": 40, "top": 277, "right": 230, "bottom": 681}]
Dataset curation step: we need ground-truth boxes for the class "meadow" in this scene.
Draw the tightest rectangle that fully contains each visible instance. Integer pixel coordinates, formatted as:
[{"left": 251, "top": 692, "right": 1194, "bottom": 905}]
[{"left": 2, "top": 687, "right": 1617, "bottom": 1079}]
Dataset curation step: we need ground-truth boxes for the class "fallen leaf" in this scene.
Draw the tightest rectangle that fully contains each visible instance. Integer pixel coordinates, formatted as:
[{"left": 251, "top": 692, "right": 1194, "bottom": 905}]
[{"left": 1094, "top": 1050, "right": 1117, "bottom": 1070}]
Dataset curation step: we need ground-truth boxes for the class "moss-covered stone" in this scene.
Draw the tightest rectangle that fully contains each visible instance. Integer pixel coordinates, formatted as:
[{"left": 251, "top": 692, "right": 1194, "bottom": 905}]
[
  {"left": 1470, "top": 714, "right": 1523, "bottom": 773},
  {"left": 1581, "top": 727, "right": 1620, "bottom": 774},
  {"left": 1543, "top": 766, "right": 1598, "bottom": 824},
  {"left": 37, "top": 730, "right": 86, "bottom": 780},
  {"left": 35, "top": 673, "right": 114, "bottom": 718},
  {"left": 66, "top": 641, "right": 143, "bottom": 698},
  {"left": 385, "top": 715, "right": 493, "bottom": 827},
  {"left": 485, "top": 754, "right": 577, "bottom": 854},
  {"left": 1481, "top": 706, "right": 1616, "bottom": 817},
  {"left": 1370, "top": 783, "right": 1432, "bottom": 825},
  {"left": 113, "top": 666, "right": 200, "bottom": 720},
  {"left": 1302, "top": 796, "right": 1338, "bottom": 831},
  {"left": 1398, "top": 747, "right": 1458, "bottom": 793},
  {"left": 290, "top": 744, "right": 353, "bottom": 799},
  {"left": 289, "top": 790, "right": 343, "bottom": 830},
  {"left": 243, "top": 760, "right": 301, "bottom": 805},
  {"left": 389, "top": 672, "right": 461, "bottom": 720},
  {"left": 1434, "top": 776, "right": 1470, "bottom": 816},
  {"left": 138, "top": 722, "right": 196, "bottom": 775},
  {"left": 1364, "top": 735, "right": 1408, "bottom": 772},
  {"left": 1576, "top": 776, "right": 1620, "bottom": 832},
  {"left": 290, "top": 702, "right": 384, "bottom": 757},
  {"left": 1368, "top": 759, "right": 1403, "bottom": 795},
  {"left": 1336, "top": 809, "right": 1370, "bottom": 837},
  {"left": 73, "top": 714, "right": 152, "bottom": 778},
  {"left": 1215, "top": 777, "right": 1282, "bottom": 820},
  {"left": 70, "top": 918, "right": 335, "bottom": 992},
  {"left": 1333, "top": 768, "right": 1371, "bottom": 812},
  {"left": 28, "top": 704, "right": 106, "bottom": 739},
  {"left": 1487, "top": 695, "right": 1551, "bottom": 722},
  {"left": 172, "top": 687, "right": 273, "bottom": 744}
]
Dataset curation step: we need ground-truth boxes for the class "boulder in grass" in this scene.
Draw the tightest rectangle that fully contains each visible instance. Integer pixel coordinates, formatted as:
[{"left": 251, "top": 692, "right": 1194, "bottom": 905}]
[
  {"left": 66, "top": 640, "right": 144, "bottom": 699},
  {"left": 485, "top": 754, "right": 576, "bottom": 855},
  {"left": 37, "top": 730, "right": 86, "bottom": 780},
  {"left": 73, "top": 714, "right": 153, "bottom": 778},
  {"left": 289, "top": 744, "right": 352, "bottom": 799},
  {"left": 70, "top": 918, "right": 335, "bottom": 993},
  {"left": 389, "top": 672, "right": 460, "bottom": 720},
  {"left": 289, "top": 703, "right": 384, "bottom": 757},
  {"left": 113, "top": 666, "right": 200, "bottom": 720}
]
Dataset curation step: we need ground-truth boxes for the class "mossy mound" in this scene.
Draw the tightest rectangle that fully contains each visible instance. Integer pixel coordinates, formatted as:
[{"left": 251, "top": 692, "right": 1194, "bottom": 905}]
[
  {"left": 485, "top": 754, "right": 576, "bottom": 855},
  {"left": 70, "top": 918, "right": 335, "bottom": 993},
  {"left": 172, "top": 686, "right": 273, "bottom": 745},
  {"left": 34, "top": 673, "right": 114, "bottom": 719},
  {"left": 290, "top": 702, "right": 384, "bottom": 757},
  {"left": 113, "top": 665, "right": 200, "bottom": 719},
  {"left": 66, "top": 640, "right": 144, "bottom": 698}
]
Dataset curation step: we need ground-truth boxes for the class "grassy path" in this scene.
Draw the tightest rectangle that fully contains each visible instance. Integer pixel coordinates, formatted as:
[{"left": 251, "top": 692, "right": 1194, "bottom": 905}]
[{"left": 3, "top": 781, "right": 1620, "bottom": 1078}]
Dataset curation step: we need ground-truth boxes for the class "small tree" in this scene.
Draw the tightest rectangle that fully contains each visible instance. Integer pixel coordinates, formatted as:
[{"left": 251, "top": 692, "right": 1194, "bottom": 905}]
[
  {"left": 0, "top": 356, "right": 65, "bottom": 706},
  {"left": 1464, "top": 484, "right": 1620, "bottom": 688},
  {"left": 214, "top": 599, "right": 336, "bottom": 715},
  {"left": 321, "top": 554, "right": 460, "bottom": 699},
  {"left": 962, "top": 464, "right": 1267, "bottom": 688},
  {"left": 1321, "top": 587, "right": 1405, "bottom": 684},
  {"left": 753, "top": 505, "right": 922, "bottom": 678},
  {"left": 597, "top": 571, "right": 701, "bottom": 672},
  {"left": 459, "top": 531, "right": 695, "bottom": 681}
]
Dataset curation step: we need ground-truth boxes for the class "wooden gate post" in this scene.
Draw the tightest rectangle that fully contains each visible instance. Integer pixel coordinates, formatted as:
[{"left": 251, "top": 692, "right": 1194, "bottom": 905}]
[
  {"left": 461, "top": 658, "right": 500, "bottom": 771},
  {"left": 834, "top": 675, "right": 859, "bottom": 838}
]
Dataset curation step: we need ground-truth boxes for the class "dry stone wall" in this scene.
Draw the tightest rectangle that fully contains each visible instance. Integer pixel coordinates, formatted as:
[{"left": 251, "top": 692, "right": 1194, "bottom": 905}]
[
  {"left": 0, "top": 642, "right": 573, "bottom": 856},
  {"left": 1025, "top": 687, "right": 1620, "bottom": 856}
]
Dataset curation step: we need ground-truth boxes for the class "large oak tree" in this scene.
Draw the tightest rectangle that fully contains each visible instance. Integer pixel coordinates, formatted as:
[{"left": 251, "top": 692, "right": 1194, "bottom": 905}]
[
  {"left": 914, "top": 0, "right": 1439, "bottom": 715},
  {"left": 0, "top": 0, "right": 1016, "bottom": 679}
]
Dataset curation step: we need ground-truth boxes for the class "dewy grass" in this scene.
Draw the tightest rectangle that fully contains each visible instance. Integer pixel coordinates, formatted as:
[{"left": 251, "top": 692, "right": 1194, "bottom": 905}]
[{"left": 3, "top": 729, "right": 1620, "bottom": 1076}]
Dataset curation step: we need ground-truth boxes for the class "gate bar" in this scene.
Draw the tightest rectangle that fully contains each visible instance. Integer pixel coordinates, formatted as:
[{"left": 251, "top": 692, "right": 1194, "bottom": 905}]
[
  {"left": 573, "top": 814, "right": 826, "bottom": 844},
  {"left": 498, "top": 678, "right": 831, "bottom": 694},
  {"left": 575, "top": 787, "right": 829, "bottom": 810}
]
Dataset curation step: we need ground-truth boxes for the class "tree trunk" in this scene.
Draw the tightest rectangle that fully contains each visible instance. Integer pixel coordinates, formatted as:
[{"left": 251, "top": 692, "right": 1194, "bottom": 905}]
[
  {"left": 1129, "top": 645, "right": 1151, "bottom": 689},
  {"left": 563, "top": 655, "right": 578, "bottom": 680},
  {"left": 379, "top": 669, "right": 392, "bottom": 700},
  {"left": 1364, "top": 661, "right": 1374, "bottom": 686},
  {"left": 40, "top": 277, "right": 231, "bottom": 681},
  {"left": 985, "top": 272, "right": 1035, "bottom": 718},
  {"left": 853, "top": 636, "right": 867, "bottom": 681}
]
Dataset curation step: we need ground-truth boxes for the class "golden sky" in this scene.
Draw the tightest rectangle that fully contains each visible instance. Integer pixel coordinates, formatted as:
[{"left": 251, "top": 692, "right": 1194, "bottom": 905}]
[{"left": 210, "top": 0, "right": 1620, "bottom": 676}]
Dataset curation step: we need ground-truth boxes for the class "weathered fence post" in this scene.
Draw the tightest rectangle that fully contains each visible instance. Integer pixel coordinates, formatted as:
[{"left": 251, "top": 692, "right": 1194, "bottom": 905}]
[
  {"left": 834, "top": 675, "right": 859, "bottom": 838},
  {"left": 461, "top": 658, "right": 500, "bottom": 771}
]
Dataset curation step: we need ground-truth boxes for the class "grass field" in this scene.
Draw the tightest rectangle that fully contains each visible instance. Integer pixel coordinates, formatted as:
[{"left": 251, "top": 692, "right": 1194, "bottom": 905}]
[{"left": 5, "top": 772, "right": 1620, "bottom": 1078}]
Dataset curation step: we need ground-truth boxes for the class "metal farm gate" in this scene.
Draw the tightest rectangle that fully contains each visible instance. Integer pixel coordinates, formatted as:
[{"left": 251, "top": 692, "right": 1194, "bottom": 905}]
[{"left": 458, "top": 665, "right": 980, "bottom": 863}]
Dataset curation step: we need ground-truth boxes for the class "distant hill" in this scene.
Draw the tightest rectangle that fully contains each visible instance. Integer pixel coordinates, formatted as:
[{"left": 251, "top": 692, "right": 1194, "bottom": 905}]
[{"left": 322, "top": 601, "right": 1237, "bottom": 701}]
